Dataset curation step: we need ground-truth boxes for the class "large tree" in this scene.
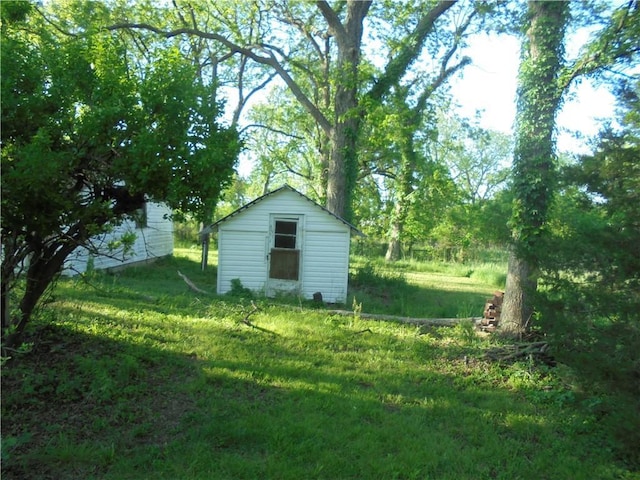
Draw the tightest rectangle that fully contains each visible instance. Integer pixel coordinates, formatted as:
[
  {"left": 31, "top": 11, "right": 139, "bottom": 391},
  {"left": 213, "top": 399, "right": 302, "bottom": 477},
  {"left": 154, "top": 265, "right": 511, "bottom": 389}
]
[
  {"left": 501, "top": 1, "right": 570, "bottom": 336},
  {"left": 375, "top": 7, "right": 476, "bottom": 261},
  {"left": 501, "top": 0, "right": 639, "bottom": 336},
  {"left": 1, "top": 3, "right": 241, "bottom": 348},
  {"left": 108, "top": 0, "right": 459, "bottom": 220}
]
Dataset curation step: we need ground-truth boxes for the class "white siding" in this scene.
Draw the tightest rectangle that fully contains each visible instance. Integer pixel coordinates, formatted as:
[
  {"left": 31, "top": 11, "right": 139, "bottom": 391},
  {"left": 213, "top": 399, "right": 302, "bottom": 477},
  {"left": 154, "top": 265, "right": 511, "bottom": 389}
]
[
  {"left": 215, "top": 188, "right": 352, "bottom": 303},
  {"left": 217, "top": 229, "right": 269, "bottom": 294},
  {"left": 63, "top": 202, "right": 173, "bottom": 275},
  {"left": 301, "top": 230, "right": 350, "bottom": 303}
]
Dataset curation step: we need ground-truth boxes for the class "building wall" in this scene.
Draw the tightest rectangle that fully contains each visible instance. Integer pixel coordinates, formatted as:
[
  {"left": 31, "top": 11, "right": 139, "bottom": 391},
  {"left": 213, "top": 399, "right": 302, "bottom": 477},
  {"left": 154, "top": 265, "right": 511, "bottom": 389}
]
[
  {"left": 217, "top": 228, "right": 269, "bottom": 294},
  {"left": 63, "top": 202, "right": 173, "bottom": 275},
  {"left": 301, "top": 229, "right": 350, "bottom": 303},
  {"left": 216, "top": 189, "right": 351, "bottom": 303}
]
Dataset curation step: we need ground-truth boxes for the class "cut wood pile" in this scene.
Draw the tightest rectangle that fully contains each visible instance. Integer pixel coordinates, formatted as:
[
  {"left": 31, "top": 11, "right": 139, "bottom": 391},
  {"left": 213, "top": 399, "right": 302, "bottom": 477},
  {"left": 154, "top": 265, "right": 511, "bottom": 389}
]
[{"left": 480, "top": 291, "right": 504, "bottom": 332}]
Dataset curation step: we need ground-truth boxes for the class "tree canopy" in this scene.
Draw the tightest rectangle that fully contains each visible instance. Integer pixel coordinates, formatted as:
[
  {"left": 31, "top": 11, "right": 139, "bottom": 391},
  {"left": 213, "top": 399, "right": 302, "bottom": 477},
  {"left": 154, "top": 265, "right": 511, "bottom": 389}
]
[
  {"left": 1, "top": 2, "right": 241, "bottom": 347},
  {"left": 543, "top": 78, "right": 640, "bottom": 317}
]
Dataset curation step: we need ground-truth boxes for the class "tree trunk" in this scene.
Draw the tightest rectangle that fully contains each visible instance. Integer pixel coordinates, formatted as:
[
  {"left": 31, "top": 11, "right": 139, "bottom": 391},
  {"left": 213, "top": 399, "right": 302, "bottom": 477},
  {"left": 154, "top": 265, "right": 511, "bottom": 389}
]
[
  {"left": 201, "top": 234, "right": 210, "bottom": 271},
  {"left": 1, "top": 277, "right": 12, "bottom": 336},
  {"left": 501, "top": 247, "right": 537, "bottom": 337},
  {"left": 326, "top": 128, "right": 349, "bottom": 218},
  {"left": 199, "top": 207, "right": 214, "bottom": 271},
  {"left": 1, "top": 240, "right": 19, "bottom": 336},
  {"left": 385, "top": 149, "right": 414, "bottom": 262},
  {"left": 384, "top": 99, "right": 418, "bottom": 262},
  {"left": 385, "top": 209, "right": 403, "bottom": 262},
  {"left": 323, "top": 0, "right": 371, "bottom": 219},
  {"left": 501, "top": 1, "right": 568, "bottom": 335},
  {"left": 2, "top": 223, "right": 86, "bottom": 349}
]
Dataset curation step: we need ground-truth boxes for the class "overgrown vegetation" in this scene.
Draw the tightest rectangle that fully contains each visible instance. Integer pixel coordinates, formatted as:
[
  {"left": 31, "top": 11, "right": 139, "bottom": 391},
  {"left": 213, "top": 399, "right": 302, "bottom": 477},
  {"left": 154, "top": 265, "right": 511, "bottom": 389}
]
[
  {"left": 3, "top": 4, "right": 637, "bottom": 476},
  {"left": 532, "top": 79, "right": 640, "bottom": 467},
  {"left": 2, "top": 249, "right": 637, "bottom": 479}
]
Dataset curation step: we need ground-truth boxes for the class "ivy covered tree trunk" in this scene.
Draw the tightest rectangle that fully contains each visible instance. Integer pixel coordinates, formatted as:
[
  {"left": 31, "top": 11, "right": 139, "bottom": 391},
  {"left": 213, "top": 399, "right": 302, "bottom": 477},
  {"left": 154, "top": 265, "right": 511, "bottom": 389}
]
[
  {"left": 501, "top": 1, "right": 569, "bottom": 336},
  {"left": 385, "top": 133, "right": 417, "bottom": 262},
  {"left": 385, "top": 210, "right": 404, "bottom": 261},
  {"left": 322, "top": 0, "right": 371, "bottom": 220}
]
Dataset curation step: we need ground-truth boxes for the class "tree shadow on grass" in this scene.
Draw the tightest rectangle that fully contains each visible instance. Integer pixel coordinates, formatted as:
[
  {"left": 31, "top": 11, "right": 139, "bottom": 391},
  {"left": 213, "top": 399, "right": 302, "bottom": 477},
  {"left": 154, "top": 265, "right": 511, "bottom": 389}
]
[
  {"left": 81, "top": 252, "right": 491, "bottom": 320},
  {"left": 1, "top": 320, "right": 204, "bottom": 480},
  {"left": 2, "top": 254, "right": 627, "bottom": 478},
  {"left": 1, "top": 297, "right": 623, "bottom": 480}
]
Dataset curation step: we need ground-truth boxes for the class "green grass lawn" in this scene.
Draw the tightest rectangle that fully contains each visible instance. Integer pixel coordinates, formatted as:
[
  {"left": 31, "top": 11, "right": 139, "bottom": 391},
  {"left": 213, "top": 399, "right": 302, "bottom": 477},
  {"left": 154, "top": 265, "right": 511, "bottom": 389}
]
[
  {"left": 347, "top": 254, "right": 506, "bottom": 318},
  {"left": 2, "top": 249, "right": 635, "bottom": 479}
]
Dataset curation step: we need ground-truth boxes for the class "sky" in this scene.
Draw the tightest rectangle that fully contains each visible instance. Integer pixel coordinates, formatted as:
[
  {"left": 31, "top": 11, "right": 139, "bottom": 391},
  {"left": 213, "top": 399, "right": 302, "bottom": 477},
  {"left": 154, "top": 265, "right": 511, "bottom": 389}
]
[{"left": 450, "top": 32, "right": 619, "bottom": 156}]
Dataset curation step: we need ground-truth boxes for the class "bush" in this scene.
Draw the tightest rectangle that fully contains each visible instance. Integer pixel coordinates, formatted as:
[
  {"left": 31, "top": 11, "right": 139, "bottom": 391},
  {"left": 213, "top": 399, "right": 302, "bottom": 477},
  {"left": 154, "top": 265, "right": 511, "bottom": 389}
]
[
  {"left": 227, "top": 278, "right": 254, "bottom": 298},
  {"left": 538, "top": 290, "right": 640, "bottom": 468}
]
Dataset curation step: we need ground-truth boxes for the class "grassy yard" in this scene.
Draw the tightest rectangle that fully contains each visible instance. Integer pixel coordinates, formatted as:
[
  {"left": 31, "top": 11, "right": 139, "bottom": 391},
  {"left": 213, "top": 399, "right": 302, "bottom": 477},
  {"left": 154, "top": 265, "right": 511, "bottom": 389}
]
[
  {"left": 347, "top": 254, "right": 506, "bottom": 318},
  {"left": 2, "top": 249, "right": 636, "bottom": 479}
]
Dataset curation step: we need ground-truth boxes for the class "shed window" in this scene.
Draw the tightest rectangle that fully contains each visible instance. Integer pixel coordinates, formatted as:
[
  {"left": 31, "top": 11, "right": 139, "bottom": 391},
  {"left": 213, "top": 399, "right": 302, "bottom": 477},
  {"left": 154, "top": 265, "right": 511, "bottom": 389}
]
[{"left": 274, "top": 220, "right": 297, "bottom": 249}]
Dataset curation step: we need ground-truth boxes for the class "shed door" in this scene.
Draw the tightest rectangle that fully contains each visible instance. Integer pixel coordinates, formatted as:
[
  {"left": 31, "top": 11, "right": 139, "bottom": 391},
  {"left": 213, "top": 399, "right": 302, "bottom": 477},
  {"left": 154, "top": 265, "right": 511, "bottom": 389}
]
[{"left": 267, "top": 217, "right": 302, "bottom": 296}]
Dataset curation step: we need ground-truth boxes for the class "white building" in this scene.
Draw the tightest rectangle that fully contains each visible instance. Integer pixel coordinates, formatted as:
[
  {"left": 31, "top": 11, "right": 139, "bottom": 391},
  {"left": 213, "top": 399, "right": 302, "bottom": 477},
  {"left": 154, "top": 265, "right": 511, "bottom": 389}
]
[
  {"left": 202, "top": 185, "right": 362, "bottom": 303},
  {"left": 64, "top": 201, "right": 173, "bottom": 274}
]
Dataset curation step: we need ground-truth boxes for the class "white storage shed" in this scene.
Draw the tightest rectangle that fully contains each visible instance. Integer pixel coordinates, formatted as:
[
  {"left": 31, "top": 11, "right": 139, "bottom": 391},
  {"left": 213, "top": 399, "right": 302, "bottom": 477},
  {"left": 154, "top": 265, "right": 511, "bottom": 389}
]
[
  {"left": 202, "top": 185, "right": 362, "bottom": 303},
  {"left": 64, "top": 201, "right": 173, "bottom": 275}
]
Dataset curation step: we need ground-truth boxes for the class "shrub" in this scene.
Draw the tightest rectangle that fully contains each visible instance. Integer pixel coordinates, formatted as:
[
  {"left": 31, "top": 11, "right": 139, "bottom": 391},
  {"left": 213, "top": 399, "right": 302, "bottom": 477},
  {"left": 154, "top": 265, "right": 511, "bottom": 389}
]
[{"left": 228, "top": 278, "right": 254, "bottom": 298}]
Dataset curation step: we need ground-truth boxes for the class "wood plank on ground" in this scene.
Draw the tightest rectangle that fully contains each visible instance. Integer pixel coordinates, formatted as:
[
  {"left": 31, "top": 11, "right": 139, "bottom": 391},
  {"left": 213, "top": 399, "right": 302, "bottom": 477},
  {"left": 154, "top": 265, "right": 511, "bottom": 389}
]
[{"left": 327, "top": 310, "right": 482, "bottom": 327}]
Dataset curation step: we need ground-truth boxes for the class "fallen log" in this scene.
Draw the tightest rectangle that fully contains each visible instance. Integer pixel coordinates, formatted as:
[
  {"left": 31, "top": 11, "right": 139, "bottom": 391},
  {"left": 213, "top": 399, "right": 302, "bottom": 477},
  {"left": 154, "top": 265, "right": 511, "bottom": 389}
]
[{"left": 327, "top": 309, "right": 482, "bottom": 327}]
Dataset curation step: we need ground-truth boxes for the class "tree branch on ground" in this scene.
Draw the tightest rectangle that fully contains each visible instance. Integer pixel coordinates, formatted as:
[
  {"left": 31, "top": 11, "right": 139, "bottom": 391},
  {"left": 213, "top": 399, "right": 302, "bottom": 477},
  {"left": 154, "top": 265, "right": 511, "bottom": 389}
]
[
  {"left": 328, "top": 309, "right": 478, "bottom": 327},
  {"left": 240, "top": 302, "right": 278, "bottom": 335},
  {"left": 177, "top": 271, "right": 209, "bottom": 295},
  {"left": 483, "top": 341, "right": 555, "bottom": 366}
]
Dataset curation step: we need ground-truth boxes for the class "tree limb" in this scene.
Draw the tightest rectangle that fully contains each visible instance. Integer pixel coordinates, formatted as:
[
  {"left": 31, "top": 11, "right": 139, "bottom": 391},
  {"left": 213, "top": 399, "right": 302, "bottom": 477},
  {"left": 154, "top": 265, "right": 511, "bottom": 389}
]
[
  {"left": 240, "top": 301, "right": 278, "bottom": 335},
  {"left": 242, "top": 301, "right": 260, "bottom": 325},
  {"left": 328, "top": 309, "right": 479, "bottom": 327},
  {"left": 177, "top": 270, "right": 208, "bottom": 294},
  {"left": 106, "top": 22, "right": 333, "bottom": 134},
  {"left": 367, "top": 0, "right": 457, "bottom": 102},
  {"left": 316, "top": 0, "right": 348, "bottom": 43},
  {"left": 559, "top": 1, "right": 639, "bottom": 90},
  {"left": 484, "top": 341, "right": 554, "bottom": 365},
  {"left": 239, "top": 123, "right": 305, "bottom": 139}
]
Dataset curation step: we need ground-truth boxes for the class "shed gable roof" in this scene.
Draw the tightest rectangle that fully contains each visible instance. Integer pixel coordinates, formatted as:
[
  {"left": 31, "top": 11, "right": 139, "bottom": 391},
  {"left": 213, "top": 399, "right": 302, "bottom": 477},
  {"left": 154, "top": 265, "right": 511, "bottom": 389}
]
[{"left": 200, "top": 185, "right": 363, "bottom": 236}]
